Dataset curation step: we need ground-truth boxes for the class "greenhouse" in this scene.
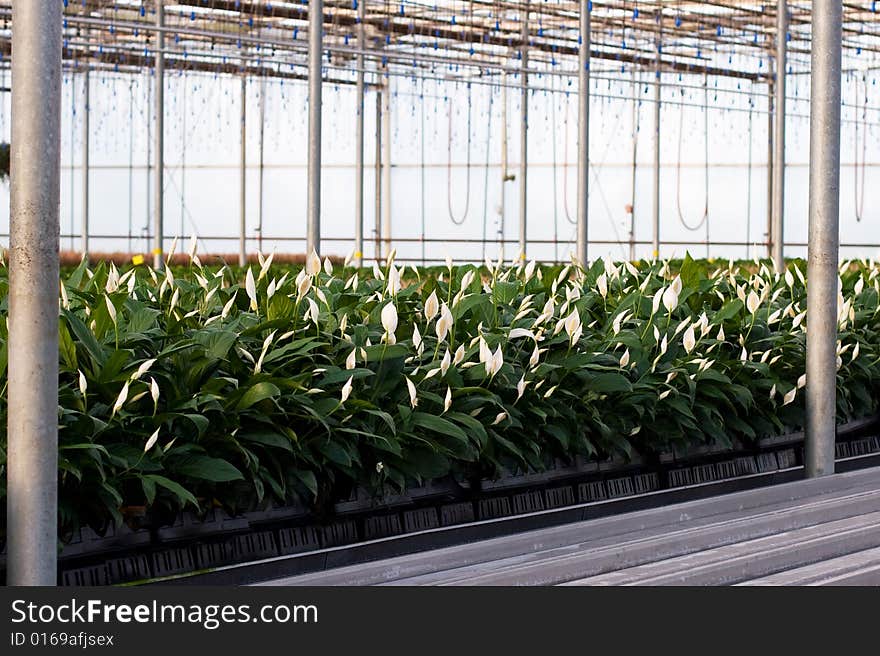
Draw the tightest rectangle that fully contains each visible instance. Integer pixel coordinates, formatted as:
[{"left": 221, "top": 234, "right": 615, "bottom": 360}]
[{"left": 2, "top": 0, "right": 880, "bottom": 588}]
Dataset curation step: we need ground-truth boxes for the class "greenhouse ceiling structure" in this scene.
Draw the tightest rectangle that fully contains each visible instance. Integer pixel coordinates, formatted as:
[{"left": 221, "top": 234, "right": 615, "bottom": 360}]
[
  {"left": 0, "top": 1, "right": 877, "bottom": 264},
  {"left": 0, "top": 0, "right": 856, "bottom": 585}
]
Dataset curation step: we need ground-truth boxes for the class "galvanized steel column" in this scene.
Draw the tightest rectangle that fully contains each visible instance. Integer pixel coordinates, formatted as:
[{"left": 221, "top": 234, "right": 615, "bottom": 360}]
[
  {"left": 382, "top": 76, "right": 391, "bottom": 258},
  {"left": 576, "top": 0, "right": 590, "bottom": 266},
  {"left": 805, "top": 0, "right": 842, "bottom": 478},
  {"left": 772, "top": 0, "right": 787, "bottom": 270},
  {"left": 374, "top": 89, "right": 382, "bottom": 259},
  {"left": 7, "top": 0, "right": 62, "bottom": 586},
  {"left": 307, "top": 0, "right": 323, "bottom": 255},
  {"left": 651, "top": 15, "right": 662, "bottom": 260},
  {"left": 500, "top": 71, "right": 508, "bottom": 255},
  {"left": 767, "top": 75, "right": 774, "bottom": 258},
  {"left": 354, "top": 0, "right": 365, "bottom": 268},
  {"left": 258, "top": 76, "right": 266, "bottom": 253},
  {"left": 519, "top": 3, "right": 529, "bottom": 259},
  {"left": 81, "top": 66, "right": 89, "bottom": 257},
  {"left": 239, "top": 74, "right": 247, "bottom": 267},
  {"left": 153, "top": 0, "right": 164, "bottom": 270}
]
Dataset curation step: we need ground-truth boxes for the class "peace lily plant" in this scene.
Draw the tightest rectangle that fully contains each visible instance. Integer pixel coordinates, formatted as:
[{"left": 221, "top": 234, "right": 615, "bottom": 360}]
[{"left": 0, "top": 245, "right": 878, "bottom": 541}]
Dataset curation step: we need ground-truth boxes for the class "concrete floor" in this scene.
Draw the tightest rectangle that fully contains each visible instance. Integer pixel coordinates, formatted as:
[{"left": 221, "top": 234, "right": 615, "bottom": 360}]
[{"left": 259, "top": 466, "right": 880, "bottom": 586}]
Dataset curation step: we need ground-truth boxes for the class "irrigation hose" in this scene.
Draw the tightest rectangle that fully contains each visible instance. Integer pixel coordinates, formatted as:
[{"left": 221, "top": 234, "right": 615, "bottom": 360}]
[
  {"left": 675, "top": 78, "right": 710, "bottom": 233},
  {"left": 447, "top": 82, "right": 473, "bottom": 226},
  {"left": 855, "top": 75, "right": 867, "bottom": 223}
]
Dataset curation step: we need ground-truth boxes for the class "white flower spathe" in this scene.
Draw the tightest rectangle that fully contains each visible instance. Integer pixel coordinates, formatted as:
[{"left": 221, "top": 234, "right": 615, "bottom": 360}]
[
  {"left": 683, "top": 325, "right": 696, "bottom": 354},
  {"left": 245, "top": 268, "right": 258, "bottom": 311},
  {"left": 381, "top": 302, "right": 399, "bottom": 336},
  {"left": 441, "top": 349, "right": 451, "bottom": 376},
  {"left": 306, "top": 249, "right": 321, "bottom": 276},
  {"left": 662, "top": 285, "right": 679, "bottom": 313},
  {"left": 144, "top": 428, "right": 160, "bottom": 453},
  {"left": 424, "top": 290, "right": 440, "bottom": 321},
  {"left": 340, "top": 376, "right": 353, "bottom": 403},
  {"left": 405, "top": 376, "right": 418, "bottom": 408},
  {"left": 746, "top": 290, "right": 761, "bottom": 314}
]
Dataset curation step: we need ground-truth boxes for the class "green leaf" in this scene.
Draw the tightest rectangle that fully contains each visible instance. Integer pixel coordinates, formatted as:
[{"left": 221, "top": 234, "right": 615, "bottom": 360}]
[
  {"left": 142, "top": 474, "right": 199, "bottom": 508},
  {"left": 235, "top": 382, "right": 281, "bottom": 410},
  {"left": 318, "top": 440, "right": 352, "bottom": 467},
  {"left": 587, "top": 373, "right": 633, "bottom": 394},
  {"left": 239, "top": 430, "right": 294, "bottom": 452},
  {"left": 292, "top": 469, "right": 318, "bottom": 497},
  {"left": 62, "top": 310, "right": 106, "bottom": 366},
  {"left": 170, "top": 455, "right": 244, "bottom": 482},
  {"left": 715, "top": 299, "right": 744, "bottom": 324},
  {"left": 411, "top": 412, "right": 468, "bottom": 444},
  {"left": 59, "top": 322, "right": 78, "bottom": 371}
]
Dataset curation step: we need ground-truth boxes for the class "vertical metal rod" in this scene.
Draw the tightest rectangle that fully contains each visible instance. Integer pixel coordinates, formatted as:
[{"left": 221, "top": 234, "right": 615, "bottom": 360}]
[
  {"left": 239, "top": 74, "right": 247, "bottom": 266},
  {"left": 81, "top": 65, "right": 89, "bottom": 258},
  {"left": 69, "top": 72, "right": 75, "bottom": 251},
  {"left": 374, "top": 88, "right": 381, "bottom": 259},
  {"left": 500, "top": 70, "right": 508, "bottom": 257},
  {"left": 180, "top": 73, "right": 186, "bottom": 239},
  {"left": 518, "top": 3, "right": 529, "bottom": 259},
  {"left": 306, "top": 0, "right": 323, "bottom": 255},
  {"left": 153, "top": 0, "right": 164, "bottom": 270},
  {"left": 354, "top": 0, "right": 365, "bottom": 268},
  {"left": 128, "top": 78, "right": 134, "bottom": 252},
  {"left": 146, "top": 71, "right": 151, "bottom": 249},
  {"left": 805, "top": 0, "right": 842, "bottom": 479},
  {"left": 576, "top": 0, "right": 590, "bottom": 266},
  {"left": 772, "top": 0, "right": 787, "bottom": 270},
  {"left": 7, "top": 0, "right": 62, "bottom": 586},
  {"left": 651, "top": 15, "right": 662, "bottom": 260},
  {"left": 766, "top": 75, "right": 774, "bottom": 259},
  {"left": 629, "top": 69, "right": 638, "bottom": 262},
  {"left": 382, "top": 76, "right": 392, "bottom": 258},
  {"left": 258, "top": 75, "right": 265, "bottom": 253}
]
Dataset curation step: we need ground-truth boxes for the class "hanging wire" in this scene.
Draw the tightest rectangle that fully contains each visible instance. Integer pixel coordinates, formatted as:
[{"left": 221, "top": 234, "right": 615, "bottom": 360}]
[
  {"left": 745, "top": 84, "right": 754, "bottom": 257},
  {"left": 480, "top": 84, "right": 493, "bottom": 262},
  {"left": 855, "top": 74, "right": 868, "bottom": 222},
  {"left": 447, "top": 82, "right": 472, "bottom": 225},
  {"left": 629, "top": 68, "right": 641, "bottom": 260},
  {"left": 550, "top": 91, "right": 560, "bottom": 261},
  {"left": 675, "top": 74, "right": 710, "bottom": 232},
  {"left": 420, "top": 75, "right": 427, "bottom": 266},
  {"left": 560, "top": 96, "right": 577, "bottom": 226}
]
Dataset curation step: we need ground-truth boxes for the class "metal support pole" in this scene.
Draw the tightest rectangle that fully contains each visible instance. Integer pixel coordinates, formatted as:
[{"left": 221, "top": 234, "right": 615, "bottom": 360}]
[
  {"left": 767, "top": 76, "right": 774, "bottom": 259},
  {"left": 354, "top": 0, "right": 365, "bottom": 268},
  {"left": 500, "top": 71, "right": 508, "bottom": 256},
  {"left": 374, "top": 89, "right": 382, "bottom": 259},
  {"left": 805, "top": 0, "right": 842, "bottom": 479},
  {"left": 576, "top": 0, "right": 590, "bottom": 266},
  {"left": 306, "top": 0, "right": 323, "bottom": 255},
  {"left": 239, "top": 74, "right": 247, "bottom": 266},
  {"left": 153, "top": 1, "right": 164, "bottom": 270},
  {"left": 518, "top": 4, "right": 529, "bottom": 259},
  {"left": 772, "top": 0, "right": 787, "bottom": 270},
  {"left": 651, "top": 17, "right": 662, "bottom": 260},
  {"left": 629, "top": 69, "right": 638, "bottom": 262},
  {"left": 258, "top": 76, "right": 265, "bottom": 253},
  {"left": 145, "top": 71, "right": 151, "bottom": 247},
  {"left": 381, "top": 76, "right": 392, "bottom": 259},
  {"left": 180, "top": 73, "right": 186, "bottom": 239},
  {"left": 128, "top": 78, "right": 134, "bottom": 252},
  {"left": 81, "top": 65, "right": 89, "bottom": 257},
  {"left": 7, "top": 0, "right": 62, "bottom": 586}
]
